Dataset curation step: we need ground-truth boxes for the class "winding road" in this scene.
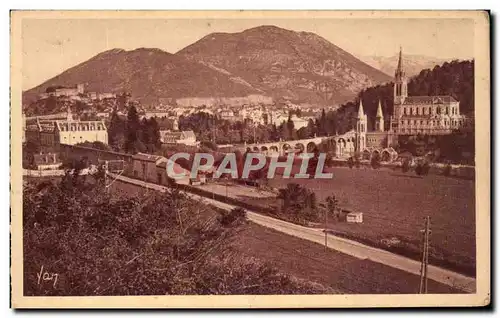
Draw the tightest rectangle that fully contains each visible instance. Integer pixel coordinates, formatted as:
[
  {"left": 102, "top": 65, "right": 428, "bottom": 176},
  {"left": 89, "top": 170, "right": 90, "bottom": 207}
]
[{"left": 108, "top": 172, "right": 476, "bottom": 293}]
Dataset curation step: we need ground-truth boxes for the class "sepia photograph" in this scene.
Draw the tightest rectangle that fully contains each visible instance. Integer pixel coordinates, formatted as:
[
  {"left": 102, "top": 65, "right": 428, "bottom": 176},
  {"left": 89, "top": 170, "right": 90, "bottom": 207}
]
[{"left": 10, "top": 10, "right": 490, "bottom": 308}]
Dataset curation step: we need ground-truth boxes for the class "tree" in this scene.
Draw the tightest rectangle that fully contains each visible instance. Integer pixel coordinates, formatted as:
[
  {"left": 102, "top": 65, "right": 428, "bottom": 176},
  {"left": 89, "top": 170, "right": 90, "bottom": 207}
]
[
  {"left": 320, "top": 195, "right": 339, "bottom": 222},
  {"left": 277, "top": 183, "right": 319, "bottom": 225},
  {"left": 415, "top": 161, "right": 430, "bottom": 176},
  {"left": 317, "top": 109, "right": 327, "bottom": 136},
  {"left": 218, "top": 207, "right": 246, "bottom": 227},
  {"left": 125, "top": 105, "right": 141, "bottom": 153},
  {"left": 269, "top": 124, "right": 280, "bottom": 142},
  {"left": 286, "top": 116, "right": 296, "bottom": 140},
  {"left": 371, "top": 152, "right": 381, "bottom": 169},
  {"left": 107, "top": 108, "right": 126, "bottom": 152},
  {"left": 402, "top": 158, "right": 411, "bottom": 173},
  {"left": 139, "top": 117, "right": 161, "bottom": 153},
  {"left": 347, "top": 157, "right": 354, "bottom": 169},
  {"left": 443, "top": 162, "right": 452, "bottom": 176},
  {"left": 307, "top": 119, "right": 317, "bottom": 137}
]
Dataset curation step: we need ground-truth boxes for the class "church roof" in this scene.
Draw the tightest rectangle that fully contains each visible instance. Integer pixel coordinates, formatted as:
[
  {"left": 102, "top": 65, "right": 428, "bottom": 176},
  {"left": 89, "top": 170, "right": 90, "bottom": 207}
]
[
  {"left": 132, "top": 153, "right": 165, "bottom": 163},
  {"left": 402, "top": 95, "right": 458, "bottom": 104}
]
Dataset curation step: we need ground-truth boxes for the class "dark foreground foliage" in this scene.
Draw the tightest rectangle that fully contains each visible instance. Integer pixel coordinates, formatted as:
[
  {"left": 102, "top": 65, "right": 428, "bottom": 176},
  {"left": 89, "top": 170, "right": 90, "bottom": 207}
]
[{"left": 23, "top": 175, "right": 334, "bottom": 296}]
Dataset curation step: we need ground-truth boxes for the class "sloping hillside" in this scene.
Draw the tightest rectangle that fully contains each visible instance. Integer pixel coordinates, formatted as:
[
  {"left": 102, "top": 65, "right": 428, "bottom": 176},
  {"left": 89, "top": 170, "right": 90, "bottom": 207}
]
[
  {"left": 177, "top": 25, "right": 392, "bottom": 105},
  {"left": 22, "top": 48, "right": 258, "bottom": 106}
]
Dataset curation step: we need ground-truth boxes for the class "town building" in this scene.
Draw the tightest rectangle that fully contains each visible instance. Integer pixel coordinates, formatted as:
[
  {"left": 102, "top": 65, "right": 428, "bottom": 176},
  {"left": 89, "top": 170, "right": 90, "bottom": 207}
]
[
  {"left": 131, "top": 153, "right": 190, "bottom": 185},
  {"left": 289, "top": 114, "right": 309, "bottom": 130},
  {"left": 220, "top": 109, "right": 236, "bottom": 121},
  {"left": 159, "top": 130, "right": 198, "bottom": 146},
  {"left": 131, "top": 153, "right": 167, "bottom": 183},
  {"left": 32, "top": 153, "right": 61, "bottom": 170},
  {"left": 142, "top": 110, "right": 171, "bottom": 119},
  {"left": 38, "top": 84, "right": 85, "bottom": 99},
  {"left": 24, "top": 107, "right": 108, "bottom": 152},
  {"left": 156, "top": 161, "right": 190, "bottom": 186},
  {"left": 389, "top": 48, "right": 467, "bottom": 135}
]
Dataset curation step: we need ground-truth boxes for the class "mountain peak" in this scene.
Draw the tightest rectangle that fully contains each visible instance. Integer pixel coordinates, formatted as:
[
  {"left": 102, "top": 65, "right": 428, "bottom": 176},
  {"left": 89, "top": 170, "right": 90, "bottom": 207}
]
[
  {"left": 96, "top": 48, "right": 126, "bottom": 56},
  {"left": 243, "top": 25, "right": 293, "bottom": 34},
  {"left": 24, "top": 25, "right": 392, "bottom": 110},
  {"left": 178, "top": 26, "right": 391, "bottom": 105}
]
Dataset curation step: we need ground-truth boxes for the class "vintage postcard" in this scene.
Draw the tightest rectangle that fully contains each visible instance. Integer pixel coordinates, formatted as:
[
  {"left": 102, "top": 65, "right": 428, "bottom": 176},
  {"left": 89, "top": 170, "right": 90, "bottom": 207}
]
[{"left": 10, "top": 10, "right": 490, "bottom": 308}]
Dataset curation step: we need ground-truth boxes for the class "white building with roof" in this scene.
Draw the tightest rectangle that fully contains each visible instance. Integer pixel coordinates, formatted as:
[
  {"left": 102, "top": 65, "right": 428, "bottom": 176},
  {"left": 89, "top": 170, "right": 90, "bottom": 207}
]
[
  {"left": 24, "top": 107, "right": 108, "bottom": 150},
  {"left": 160, "top": 130, "right": 198, "bottom": 146},
  {"left": 390, "top": 48, "right": 468, "bottom": 135}
]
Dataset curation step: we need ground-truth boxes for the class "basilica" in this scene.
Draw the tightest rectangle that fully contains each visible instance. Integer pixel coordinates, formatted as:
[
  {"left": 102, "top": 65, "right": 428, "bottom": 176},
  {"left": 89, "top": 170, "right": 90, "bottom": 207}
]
[{"left": 355, "top": 48, "right": 468, "bottom": 158}]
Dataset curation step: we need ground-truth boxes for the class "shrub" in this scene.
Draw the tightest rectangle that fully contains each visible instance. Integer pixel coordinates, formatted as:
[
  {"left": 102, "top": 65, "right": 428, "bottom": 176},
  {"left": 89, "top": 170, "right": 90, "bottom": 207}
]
[
  {"left": 355, "top": 158, "right": 361, "bottom": 168},
  {"left": 371, "top": 153, "right": 381, "bottom": 169},
  {"left": 347, "top": 157, "right": 354, "bottom": 169},
  {"left": 23, "top": 179, "right": 328, "bottom": 296},
  {"left": 415, "top": 164, "right": 422, "bottom": 175},
  {"left": 402, "top": 159, "right": 411, "bottom": 173},
  {"left": 219, "top": 207, "right": 246, "bottom": 227},
  {"left": 443, "top": 163, "right": 452, "bottom": 176},
  {"left": 422, "top": 162, "right": 430, "bottom": 175}
]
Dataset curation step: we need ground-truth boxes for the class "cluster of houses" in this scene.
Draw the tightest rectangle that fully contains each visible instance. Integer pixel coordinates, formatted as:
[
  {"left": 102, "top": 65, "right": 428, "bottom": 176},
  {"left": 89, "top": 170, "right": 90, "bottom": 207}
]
[
  {"left": 37, "top": 83, "right": 117, "bottom": 104},
  {"left": 131, "top": 153, "right": 191, "bottom": 186},
  {"left": 23, "top": 105, "right": 200, "bottom": 170},
  {"left": 128, "top": 151, "right": 363, "bottom": 223}
]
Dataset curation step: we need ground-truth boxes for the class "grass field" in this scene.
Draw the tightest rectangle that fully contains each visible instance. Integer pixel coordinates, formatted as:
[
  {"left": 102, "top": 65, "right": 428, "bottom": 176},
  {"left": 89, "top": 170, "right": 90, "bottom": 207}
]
[
  {"left": 106, "top": 178, "right": 463, "bottom": 294},
  {"left": 233, "top": 223, "right": 462, "bottom": 294},
  {"left": 267, "top": 166, "right": 476, "bottom": 276}
]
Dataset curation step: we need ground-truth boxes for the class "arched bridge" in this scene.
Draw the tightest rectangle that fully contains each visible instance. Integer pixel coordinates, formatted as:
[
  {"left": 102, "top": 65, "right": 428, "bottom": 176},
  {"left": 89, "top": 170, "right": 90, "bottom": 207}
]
[{"left": 237, "top": 131, "right": 358, "bottom": 158}]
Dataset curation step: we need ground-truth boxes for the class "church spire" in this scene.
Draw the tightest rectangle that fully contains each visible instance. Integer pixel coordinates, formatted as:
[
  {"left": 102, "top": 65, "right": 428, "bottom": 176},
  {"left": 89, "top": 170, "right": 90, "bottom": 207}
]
[
  {"left": 395, "top": 46, "right": 404, "bottom": 77},
  {"left": 376, "top": 100, "right": 384, "bottom": 118},
  {"left": 357, "top": 99, "right": 365, "bottom": 118},
  {"left": 375, "top": 100, "right": 385, "bottom": 132},
  {"left": 393, "top": 46, "right": 408, "bottom": 105}
]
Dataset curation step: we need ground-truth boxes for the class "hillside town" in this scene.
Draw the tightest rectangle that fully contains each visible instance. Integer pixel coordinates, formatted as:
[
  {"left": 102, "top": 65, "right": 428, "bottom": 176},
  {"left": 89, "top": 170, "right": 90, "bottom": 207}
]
[{"left": 17, "top": 16, "right": 482, "bottom": 303}]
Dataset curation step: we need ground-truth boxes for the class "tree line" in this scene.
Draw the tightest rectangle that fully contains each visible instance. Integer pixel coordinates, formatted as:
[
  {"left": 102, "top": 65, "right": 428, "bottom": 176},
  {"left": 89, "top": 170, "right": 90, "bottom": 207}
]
[{"left": 107, "top": 106, "right": 162, "bottom": 153}]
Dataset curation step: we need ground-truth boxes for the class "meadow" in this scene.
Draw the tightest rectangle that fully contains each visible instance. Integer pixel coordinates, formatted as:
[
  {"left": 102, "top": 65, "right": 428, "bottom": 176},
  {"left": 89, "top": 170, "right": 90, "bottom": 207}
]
[{"left": 267, "top": 166, "right": 476, "bottom": 276}]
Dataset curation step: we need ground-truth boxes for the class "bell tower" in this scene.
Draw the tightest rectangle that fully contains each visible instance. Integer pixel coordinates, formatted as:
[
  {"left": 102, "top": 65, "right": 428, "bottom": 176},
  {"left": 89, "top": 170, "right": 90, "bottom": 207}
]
[{"left": 393, "top": 47, "right": 408, "bottom": 106}]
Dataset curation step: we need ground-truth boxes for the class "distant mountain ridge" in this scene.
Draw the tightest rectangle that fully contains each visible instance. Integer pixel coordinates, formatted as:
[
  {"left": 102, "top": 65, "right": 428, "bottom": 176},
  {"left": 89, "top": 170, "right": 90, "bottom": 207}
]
[
  {"left": 23, "top": 25, "right": 392, "bottom": 109},
  {"left": 359, "top": 54, "right": 450, "bottom": 78}
]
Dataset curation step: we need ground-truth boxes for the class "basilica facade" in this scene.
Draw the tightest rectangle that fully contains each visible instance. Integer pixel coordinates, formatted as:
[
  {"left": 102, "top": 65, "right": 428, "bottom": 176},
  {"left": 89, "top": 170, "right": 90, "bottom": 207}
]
[
  {"left": 354, "top": 48, "right": 468, "bottom": 160},
  {"left": 389, "top": 48, "right": 467, "bottom": 135}
]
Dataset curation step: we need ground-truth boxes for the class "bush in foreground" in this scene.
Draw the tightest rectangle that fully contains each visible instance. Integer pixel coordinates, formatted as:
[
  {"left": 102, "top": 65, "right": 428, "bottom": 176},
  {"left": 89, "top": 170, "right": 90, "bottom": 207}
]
[{"left": 23, "top": 176, "right": 330, "bottom": 295}]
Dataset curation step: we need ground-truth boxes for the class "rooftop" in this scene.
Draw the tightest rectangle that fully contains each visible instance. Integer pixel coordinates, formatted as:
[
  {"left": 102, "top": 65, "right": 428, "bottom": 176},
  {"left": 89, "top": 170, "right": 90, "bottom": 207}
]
[
  {"left": 403, "top": 95, "right": 458, "bottom": 104},
  {"left": 132, "top": 153, "right": 165, "bottom": 162}
]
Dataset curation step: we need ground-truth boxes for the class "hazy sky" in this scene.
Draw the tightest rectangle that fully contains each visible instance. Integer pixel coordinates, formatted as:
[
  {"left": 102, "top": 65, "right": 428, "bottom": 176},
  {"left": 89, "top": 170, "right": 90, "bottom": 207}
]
[{"left": 21, "top": 18, "right": 474, "bottom": 90}]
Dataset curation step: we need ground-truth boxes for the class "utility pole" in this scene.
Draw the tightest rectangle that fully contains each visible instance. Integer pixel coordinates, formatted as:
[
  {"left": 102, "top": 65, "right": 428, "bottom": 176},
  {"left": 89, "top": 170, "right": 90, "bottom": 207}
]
[
  {"left": 253, "top": 124, "right": 256, "bottom": 144},
  {"left": 104, "top": 161, "right": 109, "bottom": 193},
  {"left": 225, "top": 176, "right": 229, "bottom": 202},
  {"left": 212, "top": 117, "right": 216, "bottom": 143},
  {"left": 419, "top": 216, "right": 431, "bottom": 294}
]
